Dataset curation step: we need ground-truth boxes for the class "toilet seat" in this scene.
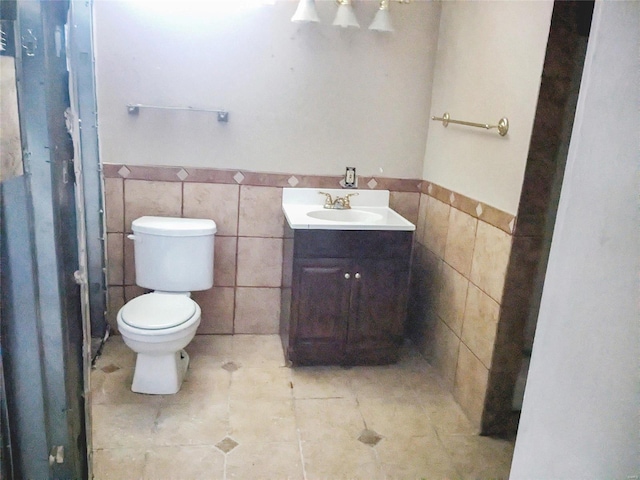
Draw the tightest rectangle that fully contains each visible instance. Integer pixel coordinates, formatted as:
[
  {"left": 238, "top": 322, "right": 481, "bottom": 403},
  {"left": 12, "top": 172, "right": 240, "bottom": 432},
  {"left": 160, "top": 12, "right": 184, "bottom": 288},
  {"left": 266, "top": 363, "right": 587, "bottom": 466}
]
[{"left": 120, "top": 292, "right": 197, "bottom": 330}]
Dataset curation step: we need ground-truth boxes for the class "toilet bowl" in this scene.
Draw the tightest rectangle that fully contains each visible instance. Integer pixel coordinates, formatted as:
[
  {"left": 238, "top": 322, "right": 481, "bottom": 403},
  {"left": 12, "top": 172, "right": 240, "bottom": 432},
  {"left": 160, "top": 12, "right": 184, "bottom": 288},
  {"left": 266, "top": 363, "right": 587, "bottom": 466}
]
[
  {"left": 117, "top": 292, "right": 202, "bottom": 394},
  {"left": 116, "top": 216, "right": 216, "bottom": 395}
]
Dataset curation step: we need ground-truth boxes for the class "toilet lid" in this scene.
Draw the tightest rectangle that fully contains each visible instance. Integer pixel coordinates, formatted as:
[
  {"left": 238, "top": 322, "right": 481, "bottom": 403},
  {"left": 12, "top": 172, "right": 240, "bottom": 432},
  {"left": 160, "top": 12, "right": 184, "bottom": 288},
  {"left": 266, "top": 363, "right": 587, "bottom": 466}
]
[{"left": 120, "top": 293, "right": 197, "bottom": 330}]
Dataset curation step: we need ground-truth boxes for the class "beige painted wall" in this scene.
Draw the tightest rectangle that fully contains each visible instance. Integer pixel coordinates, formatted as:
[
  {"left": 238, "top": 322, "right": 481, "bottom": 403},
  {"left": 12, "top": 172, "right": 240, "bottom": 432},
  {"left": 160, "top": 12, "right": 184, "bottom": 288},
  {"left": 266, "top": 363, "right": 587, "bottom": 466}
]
[
  {"left": 424, "top": 1, "right": 553, "bottom": 215},
  {"left": 94, "top": 0, "right": 440, "bottom": 179}
]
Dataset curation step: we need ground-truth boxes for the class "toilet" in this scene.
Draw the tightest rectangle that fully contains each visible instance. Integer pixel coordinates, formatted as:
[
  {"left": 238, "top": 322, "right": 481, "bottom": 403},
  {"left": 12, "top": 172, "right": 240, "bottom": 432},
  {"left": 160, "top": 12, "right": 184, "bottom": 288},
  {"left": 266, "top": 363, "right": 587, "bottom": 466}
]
[{"left": 116, "top": 216, "right": 216, "bottom": 394}]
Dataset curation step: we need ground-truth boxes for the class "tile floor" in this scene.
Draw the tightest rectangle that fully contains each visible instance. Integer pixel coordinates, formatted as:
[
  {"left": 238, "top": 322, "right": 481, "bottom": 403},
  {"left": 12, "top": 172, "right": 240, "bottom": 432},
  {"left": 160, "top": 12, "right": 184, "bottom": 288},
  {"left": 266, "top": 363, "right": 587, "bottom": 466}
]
[{"left": 91, "top": 335, "right": 513, "bottom": 479}]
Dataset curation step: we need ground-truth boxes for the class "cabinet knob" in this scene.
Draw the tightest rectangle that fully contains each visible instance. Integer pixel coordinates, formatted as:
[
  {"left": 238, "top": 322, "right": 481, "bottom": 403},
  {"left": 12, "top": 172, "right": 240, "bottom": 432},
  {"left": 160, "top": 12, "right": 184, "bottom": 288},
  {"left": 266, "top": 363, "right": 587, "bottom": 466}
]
[
  {"left": 344, "top": 273, "right": 351, "bottom": 279},
  {"left": 355, "top": 273, "right": 361, "bottom": 279}
]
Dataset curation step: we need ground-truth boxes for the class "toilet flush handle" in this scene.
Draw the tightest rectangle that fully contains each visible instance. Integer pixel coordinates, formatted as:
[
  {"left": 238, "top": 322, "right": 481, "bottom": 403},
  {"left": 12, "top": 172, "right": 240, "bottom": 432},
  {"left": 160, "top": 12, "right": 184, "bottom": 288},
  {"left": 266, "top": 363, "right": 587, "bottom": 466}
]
[{"left": 127, "top": 234, "right": 140, "bottom": 243}]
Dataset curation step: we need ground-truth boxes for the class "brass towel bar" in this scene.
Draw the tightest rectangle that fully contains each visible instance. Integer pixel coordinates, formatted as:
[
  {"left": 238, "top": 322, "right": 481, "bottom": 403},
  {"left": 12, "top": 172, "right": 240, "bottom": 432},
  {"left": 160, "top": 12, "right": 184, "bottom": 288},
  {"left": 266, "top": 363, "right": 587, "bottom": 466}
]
[{"left": 431, "top": 112, "right": 509, "bottom": 136}]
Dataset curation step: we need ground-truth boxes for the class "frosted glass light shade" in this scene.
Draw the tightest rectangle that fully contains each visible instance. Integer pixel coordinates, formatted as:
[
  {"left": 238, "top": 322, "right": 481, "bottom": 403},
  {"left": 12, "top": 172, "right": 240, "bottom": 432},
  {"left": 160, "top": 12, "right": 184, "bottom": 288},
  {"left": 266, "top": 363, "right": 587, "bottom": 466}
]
[
  {"left": 291, "top": 0, "right": 320, "bottom": 23},
  {"left": 333, "top": 0, "right": 360, "bottom": 28},
  {"left": 369, "top": 3, "right": 394, "bottom": 32}
]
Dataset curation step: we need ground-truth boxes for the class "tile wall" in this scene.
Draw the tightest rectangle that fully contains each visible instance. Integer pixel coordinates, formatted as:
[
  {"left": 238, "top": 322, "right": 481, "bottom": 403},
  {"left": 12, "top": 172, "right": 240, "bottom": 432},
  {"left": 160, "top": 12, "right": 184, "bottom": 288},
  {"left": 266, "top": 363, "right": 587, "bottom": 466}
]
[
  {"left": 103, "top": 165, "right": 420, "bottom": 337},
  {"left": 407, "top": 183, "right": 515, "bottom": 431}
]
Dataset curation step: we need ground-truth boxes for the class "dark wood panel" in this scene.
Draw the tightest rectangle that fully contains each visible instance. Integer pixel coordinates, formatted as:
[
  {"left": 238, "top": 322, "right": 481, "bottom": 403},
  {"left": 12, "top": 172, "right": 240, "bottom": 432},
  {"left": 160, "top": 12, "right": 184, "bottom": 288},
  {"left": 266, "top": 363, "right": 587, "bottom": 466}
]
[
  {"left": 347, "top": 259, "right": 408, "bottom": 351},
  {"left": 283, "top": 229, "right": 413, "bottom": 366},
  {"left": 294, "top": 230, "right": 412, "bottom": 259},
  {"left": 290, "top": 259, "right": 350, "bottom": 362}
]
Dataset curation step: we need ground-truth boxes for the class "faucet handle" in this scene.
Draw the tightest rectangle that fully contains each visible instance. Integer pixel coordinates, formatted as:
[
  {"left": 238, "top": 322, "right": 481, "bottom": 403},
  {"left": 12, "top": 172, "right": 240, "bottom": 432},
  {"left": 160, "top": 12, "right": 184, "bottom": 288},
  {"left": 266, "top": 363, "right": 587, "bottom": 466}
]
[
  {"left": 318, "top": 191, "right": 334, "bottom": 208},
  {"left": 343, "top": 192, "right": 359, "bottom": 208}
]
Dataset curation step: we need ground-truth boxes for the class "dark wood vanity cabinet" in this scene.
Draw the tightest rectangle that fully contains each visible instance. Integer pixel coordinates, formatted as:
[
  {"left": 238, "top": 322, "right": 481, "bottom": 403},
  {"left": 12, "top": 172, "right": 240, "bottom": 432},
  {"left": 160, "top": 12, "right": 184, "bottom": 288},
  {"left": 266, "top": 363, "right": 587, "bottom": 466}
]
[{"left": 280, "top": 228, "right": 413, "bottom": 365}]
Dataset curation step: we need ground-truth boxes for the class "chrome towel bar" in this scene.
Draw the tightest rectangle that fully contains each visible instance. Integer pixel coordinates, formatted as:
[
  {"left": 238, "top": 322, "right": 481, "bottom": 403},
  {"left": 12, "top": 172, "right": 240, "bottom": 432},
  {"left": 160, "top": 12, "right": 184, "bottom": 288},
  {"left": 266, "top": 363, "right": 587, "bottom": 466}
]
[
  {"left": 431, "top": 112, "right": 509, "bottom": 136},
  {"left": 126, "top": 103, "right": 229, "bottom": 122}
]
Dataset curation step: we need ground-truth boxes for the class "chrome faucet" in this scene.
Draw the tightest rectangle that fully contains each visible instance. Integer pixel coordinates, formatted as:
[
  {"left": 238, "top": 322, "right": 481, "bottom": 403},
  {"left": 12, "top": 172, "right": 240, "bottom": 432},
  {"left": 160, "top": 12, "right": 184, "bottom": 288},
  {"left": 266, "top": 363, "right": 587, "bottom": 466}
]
[{"left": 318, "top": 192, "right": 358, "bottom": 210}]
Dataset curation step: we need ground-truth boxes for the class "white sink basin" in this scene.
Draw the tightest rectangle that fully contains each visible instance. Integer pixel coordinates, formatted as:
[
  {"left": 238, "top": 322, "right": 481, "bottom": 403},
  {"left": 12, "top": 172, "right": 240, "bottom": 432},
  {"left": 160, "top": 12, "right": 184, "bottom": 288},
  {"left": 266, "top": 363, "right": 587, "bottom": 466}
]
[
  {"left": 306, "top": 209, "right": 383, "bottom": 223},
  {"left": 282, "top": 188, "right": 416, "bottom": 231}
]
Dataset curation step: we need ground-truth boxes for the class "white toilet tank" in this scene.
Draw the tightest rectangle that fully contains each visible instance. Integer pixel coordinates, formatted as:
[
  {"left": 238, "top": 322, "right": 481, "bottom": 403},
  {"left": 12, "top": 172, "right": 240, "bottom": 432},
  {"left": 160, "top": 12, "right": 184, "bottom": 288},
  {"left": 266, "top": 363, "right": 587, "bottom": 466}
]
[{"left": 131, "top": 216, "right": 216, "bottom": 292}]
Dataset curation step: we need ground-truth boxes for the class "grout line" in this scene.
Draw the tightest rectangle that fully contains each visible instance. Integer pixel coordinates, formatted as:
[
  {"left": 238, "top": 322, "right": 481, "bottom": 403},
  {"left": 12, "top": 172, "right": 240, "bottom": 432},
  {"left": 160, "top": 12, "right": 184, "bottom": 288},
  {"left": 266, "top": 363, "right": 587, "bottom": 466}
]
[
  {"left": 290, "top": 373, "right": 308, "bottom": 480},
  {"left": 180, "top": 181, "right": 184, "bottom": 217},
  {"left": 231, "top": 187, "right": 241, "bottom": 334},
  {"left": 121, "top": 178, "right": 126, "bottom": 234},
  {"left": 294, "top": 407, "right": 308, "bottom": 480},
  {"left": 223, "top": 351, "right": 234, "bottom": 480}
]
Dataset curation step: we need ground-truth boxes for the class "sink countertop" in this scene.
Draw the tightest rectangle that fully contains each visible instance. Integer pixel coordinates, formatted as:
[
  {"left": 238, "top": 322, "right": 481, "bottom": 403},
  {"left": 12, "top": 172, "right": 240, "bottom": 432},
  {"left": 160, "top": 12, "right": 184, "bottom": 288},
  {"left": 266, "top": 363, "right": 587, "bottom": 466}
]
[{"left": 282, "top": 188, "right": 416, "bottom": 231}]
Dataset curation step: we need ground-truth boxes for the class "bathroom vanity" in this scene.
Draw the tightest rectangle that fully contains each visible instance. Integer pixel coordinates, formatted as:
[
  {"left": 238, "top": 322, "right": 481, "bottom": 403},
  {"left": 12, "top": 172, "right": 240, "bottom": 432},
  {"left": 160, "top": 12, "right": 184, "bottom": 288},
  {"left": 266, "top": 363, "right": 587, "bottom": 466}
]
[{"left": 280, "top": 188, "right": 415, "bottom": 366}]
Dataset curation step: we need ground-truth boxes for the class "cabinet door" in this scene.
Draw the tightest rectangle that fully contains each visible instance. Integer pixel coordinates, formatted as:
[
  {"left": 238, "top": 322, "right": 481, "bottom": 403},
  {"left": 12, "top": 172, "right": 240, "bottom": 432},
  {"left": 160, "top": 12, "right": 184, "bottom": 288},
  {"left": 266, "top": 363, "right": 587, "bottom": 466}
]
[
  {"left": 347, "top": 259, "right": 409, "bottom": 364},
  {"left": 291, "top": 259, "right": 351, "bottom": 364}
]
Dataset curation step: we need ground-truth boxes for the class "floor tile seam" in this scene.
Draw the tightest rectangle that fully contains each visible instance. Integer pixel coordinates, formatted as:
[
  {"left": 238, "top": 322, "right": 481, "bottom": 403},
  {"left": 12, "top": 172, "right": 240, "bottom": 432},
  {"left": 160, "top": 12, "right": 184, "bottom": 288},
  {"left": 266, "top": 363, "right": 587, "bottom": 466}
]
[
  {"left": 222, "top": 453, "right": 228, "bottom": 480},
  {"left": 92, "top": 446, "right": 149, "bottom": 453},
  {"left": 430, "top": 422, "right": 467, "bottom": 479},
  {"left": 291, "top": 396, "right": 308, "bottom": 480},
  {"left": 292, "top": 395, "right": 353, "bottom": 401},
  {"left": 350, "top": 386, "right": 424, "bottom": 400},
  {"left": 228, "top": 396, "right": 296, "bottom": 405},
  {"left": 102, "top": 444, "right": 228, "bottom": 452},
  {"left": 156, "top": 400, "right": 228, "bottom": 408},
  {"left": 150, "top": 440, "right": 233, "bottom": 449},
  {"left": 353, "top": 395, "right": 371, "bottom": 435}
]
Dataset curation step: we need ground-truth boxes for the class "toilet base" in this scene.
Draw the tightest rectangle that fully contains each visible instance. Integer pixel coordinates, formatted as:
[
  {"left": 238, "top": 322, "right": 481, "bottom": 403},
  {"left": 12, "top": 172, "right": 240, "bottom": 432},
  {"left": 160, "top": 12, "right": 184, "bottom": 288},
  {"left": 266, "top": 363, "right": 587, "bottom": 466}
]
[{"left": 131, "top": 349, "right": 190, "bottom": 395}]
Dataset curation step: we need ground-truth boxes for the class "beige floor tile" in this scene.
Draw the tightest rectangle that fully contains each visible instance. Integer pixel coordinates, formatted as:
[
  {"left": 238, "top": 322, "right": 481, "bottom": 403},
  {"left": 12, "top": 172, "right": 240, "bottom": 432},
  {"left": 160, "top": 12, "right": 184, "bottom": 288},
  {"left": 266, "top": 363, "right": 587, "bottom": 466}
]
[
  {"left": 295, "top": 397, "right": 365, "bottom": 443},
  {"left": 375, "top": 435, "right": 460, "bottom": 480},
  {"left": 358, "top": 396, "right": 434, "bottom": 439},
  {"left": 229, "top": 366, "right": 292, "bottom": 402},
  {"left": 226, "top": 442, "right": 303, "bottom": 480},
  {"left": 91, "top": 335, "right": 514, "bottom": 478},
  {"left": 95, "top": 336, "right": 136, "bottom": 369},
  {"left": 291, "top": 366, "right": 354, "bottom": 399},
  {"left": 229, "top": 399, "right": 298, "bottom": 443},
  {"left": 92, "top": 448, "right": 146, "bottom": 480},
  {"left": 143, "top": 445, "right": 225, "bottom": 480},
  {"left": 301, "top": 439, "right": 382, "bottom": 480},
  {"left": 347, "top": 365, "right": 419, "bottom": 401},
  {"left": 187, "top": 334, "right": 234, "bottom": 358},
  {"left": 439, "top": 434, "right": 514, "bottom": 479},
  {"left": 400, "top": 363, "right": 450, "bottom": 399},
  {"left": 231, "top": 334, "right": 287, "bottom": 367},
  {"left": 395, "top": 342, "right": 436, "bottom": 372},
  {"left": 160, "top": 368, "right": 230, "bottom": 407},
  {"left": 92, "top": 403, "right": 158, "bottom": 449},
  {"left": 185, "top": 349, "right": 229, "bottom": 373},
  {"left": 154, "top": 354, "right": 233, "bottom": 405},
  {"left": 152, "top": 402, "right": 229, "bottom": 446},
  {"left": 419, "top": 392, "right": 478, "bottom": 436},
  {"left": 92, "top": 367, "right": 165, "bottom": 407}
]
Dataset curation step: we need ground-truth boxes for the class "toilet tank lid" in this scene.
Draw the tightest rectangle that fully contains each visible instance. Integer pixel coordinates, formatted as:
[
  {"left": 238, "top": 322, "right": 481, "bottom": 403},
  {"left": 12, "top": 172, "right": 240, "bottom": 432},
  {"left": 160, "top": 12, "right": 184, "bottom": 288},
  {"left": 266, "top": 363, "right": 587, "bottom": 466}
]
[{"left": 132, "top": 216, "right": 217, "bottom": 236}]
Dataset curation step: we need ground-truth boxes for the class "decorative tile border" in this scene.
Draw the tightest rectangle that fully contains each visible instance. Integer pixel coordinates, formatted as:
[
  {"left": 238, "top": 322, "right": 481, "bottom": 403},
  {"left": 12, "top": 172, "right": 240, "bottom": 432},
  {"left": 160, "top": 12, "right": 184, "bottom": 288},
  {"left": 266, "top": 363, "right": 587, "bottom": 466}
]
[
  {"left": 102, "top": 164, "right": 516, "bottom": 233},
  {"left": 420, "top": 181, "right": 516, "bottom": 235},
  {"left": 102, "top": 164, "right": 423, "bottom": 192}
]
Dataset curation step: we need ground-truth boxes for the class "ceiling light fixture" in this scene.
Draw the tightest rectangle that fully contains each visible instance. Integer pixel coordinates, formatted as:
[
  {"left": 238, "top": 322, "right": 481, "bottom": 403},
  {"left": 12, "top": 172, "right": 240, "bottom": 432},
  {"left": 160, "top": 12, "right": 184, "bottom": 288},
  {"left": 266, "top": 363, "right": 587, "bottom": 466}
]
[
  {"left": 369, "top": 0, "right": 394, "bottom": 32},
  {"left": 291, "top": 0, "right": 320, "bottom": 23},
  {"left": 292, "top": 0, "right": 411, "bottom": 31},
  {"left": 333, "top": 0, "right": 360, "bottom": 29}
]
